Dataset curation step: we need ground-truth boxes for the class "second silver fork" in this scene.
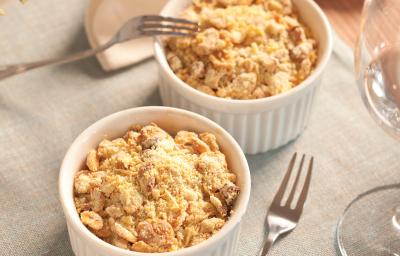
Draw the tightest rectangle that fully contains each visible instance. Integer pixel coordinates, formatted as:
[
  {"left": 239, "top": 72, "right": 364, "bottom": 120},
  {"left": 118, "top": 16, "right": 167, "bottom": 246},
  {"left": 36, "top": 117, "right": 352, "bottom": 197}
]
[
  {"left": 0, "top": 15, "right": 198, "bottom": 80},
  {"left": 259, "top": 153, "right": 314, "bottom": 256}
]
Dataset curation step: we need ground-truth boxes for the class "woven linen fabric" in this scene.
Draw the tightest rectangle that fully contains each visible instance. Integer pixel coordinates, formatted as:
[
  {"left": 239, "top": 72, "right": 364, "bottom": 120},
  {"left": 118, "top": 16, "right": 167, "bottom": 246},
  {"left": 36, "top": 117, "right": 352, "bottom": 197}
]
[{"left": 1, "top": 1, "right": 400, "bottom": 256}]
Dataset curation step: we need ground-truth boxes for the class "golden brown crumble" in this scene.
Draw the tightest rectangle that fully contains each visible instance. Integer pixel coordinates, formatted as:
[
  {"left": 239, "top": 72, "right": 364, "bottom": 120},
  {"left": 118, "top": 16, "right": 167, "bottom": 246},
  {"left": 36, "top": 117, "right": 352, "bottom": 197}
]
[
  {"left": 73, "top": 123, "right": 240, "bottom": 253},
  {"left": 166, "top": 0, "right": 318, "bottom": 99}
]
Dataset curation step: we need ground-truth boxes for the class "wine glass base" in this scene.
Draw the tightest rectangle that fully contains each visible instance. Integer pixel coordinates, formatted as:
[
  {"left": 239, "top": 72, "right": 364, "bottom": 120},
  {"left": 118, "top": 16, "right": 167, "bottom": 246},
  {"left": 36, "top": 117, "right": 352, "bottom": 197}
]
[{"left": 336, "top": 184, "right": 400, "bottom": 256}]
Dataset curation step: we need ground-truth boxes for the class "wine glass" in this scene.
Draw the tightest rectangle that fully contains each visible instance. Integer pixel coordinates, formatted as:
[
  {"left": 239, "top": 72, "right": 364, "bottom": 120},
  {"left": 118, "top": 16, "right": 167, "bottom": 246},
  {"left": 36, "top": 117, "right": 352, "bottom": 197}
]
[{"left": 336, "top": 0, "right": 400, "bottom": 255}]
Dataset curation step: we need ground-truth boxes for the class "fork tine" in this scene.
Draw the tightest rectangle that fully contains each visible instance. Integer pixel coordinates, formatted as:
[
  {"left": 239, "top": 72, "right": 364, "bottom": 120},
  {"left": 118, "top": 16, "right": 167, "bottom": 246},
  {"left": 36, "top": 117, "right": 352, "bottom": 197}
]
[
  {"left": 295, "top": 157, "right": 313, "bottom": 211},
  {"left": 272, "top": 152, "right": 297, "bottom": 205},
  {"left": 141, "top": 15, "right": 198, "bottom": 25},
  {"left": 140, "top": 30, "right": 195, "bottom": 37},
  {"left": 285, "top": 154, "right": 305, "bottom": 207},
  {"left": 140, "top": 23, "right": 198, "bottom": 32}
]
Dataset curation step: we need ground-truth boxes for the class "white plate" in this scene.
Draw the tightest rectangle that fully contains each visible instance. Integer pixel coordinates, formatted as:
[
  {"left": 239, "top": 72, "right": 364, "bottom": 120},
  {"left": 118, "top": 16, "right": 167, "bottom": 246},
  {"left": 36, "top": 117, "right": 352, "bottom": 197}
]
[{"left": 85, "top": 0, "right": 168, "bottom": 71}]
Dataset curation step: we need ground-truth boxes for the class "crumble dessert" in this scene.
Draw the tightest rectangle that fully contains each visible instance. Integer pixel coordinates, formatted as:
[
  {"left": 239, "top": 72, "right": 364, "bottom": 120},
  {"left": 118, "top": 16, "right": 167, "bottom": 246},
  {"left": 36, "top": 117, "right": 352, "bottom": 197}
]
[
  {"left": 166, "top": 0, "right": 318, "bottom": 99},
  {"left": 73, "top": 123, "right": 240, "bottom": 253}
]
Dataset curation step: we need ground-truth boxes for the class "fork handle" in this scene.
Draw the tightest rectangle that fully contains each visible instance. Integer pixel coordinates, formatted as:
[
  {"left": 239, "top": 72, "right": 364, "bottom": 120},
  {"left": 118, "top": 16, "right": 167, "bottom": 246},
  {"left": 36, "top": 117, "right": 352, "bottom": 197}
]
[
  {"left": 0, "top": 39, "right": 116, "bottom": 81},
  {"left": 258, "top": 228, "right": 280, "bottom": 256}
]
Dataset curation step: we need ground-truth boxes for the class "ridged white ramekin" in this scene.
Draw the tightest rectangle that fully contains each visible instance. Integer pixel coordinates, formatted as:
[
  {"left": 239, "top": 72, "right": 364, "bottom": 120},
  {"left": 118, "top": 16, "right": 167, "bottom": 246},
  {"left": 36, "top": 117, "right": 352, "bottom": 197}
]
[
  {"left": 59, "top": 106, "right": 251, "bottom": 256},
  {"left": 154, "top": 0, "right": 333, "bottom": 154}
]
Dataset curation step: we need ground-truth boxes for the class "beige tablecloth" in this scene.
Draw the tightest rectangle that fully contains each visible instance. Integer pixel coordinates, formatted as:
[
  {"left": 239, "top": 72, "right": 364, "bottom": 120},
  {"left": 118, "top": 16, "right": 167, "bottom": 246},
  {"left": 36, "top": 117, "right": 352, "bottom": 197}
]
[{"left": 1, "top": 1, "right": 399, "bottom": 256}]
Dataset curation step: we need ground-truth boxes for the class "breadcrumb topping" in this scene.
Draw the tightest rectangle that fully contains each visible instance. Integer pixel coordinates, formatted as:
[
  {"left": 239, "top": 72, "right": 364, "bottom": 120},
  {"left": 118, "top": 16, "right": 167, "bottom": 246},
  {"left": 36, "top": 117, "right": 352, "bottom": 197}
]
[
  {"left": 74, "top": 123, "right": 240, "bottom": 253},
  {"left": 166, "top": 0, "right": 318, "bottom": 99}
]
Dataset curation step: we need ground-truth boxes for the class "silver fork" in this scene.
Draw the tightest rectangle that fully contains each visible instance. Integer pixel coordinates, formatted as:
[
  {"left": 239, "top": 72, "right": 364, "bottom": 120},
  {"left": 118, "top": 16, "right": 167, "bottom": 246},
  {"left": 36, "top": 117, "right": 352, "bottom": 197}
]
[
  {"left": 258, "top": 153, "right": 314, "bottom": 256},
  {"left": 0, "top": 15, "right": 198, "bottom": 80}
]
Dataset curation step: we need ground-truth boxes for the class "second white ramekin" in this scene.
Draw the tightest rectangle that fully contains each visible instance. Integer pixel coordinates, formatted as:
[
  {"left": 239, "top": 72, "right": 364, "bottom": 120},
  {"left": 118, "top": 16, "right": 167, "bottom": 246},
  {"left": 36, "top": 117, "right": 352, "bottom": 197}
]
[
  {"left": 59, "top": 106, "right": 251, "bottom": 256},
  {"left": 154, "top": 0, "right": 333, "bottom": 154}
]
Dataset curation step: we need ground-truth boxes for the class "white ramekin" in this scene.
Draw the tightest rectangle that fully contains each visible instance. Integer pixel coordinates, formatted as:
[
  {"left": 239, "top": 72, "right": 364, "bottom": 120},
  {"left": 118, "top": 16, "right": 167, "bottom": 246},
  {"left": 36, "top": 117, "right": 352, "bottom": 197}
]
[
  {"left": 59, "top": 106, "right": 251, "bottom": 256},
  {"left": 154, "top": 0, "right": 333, "bottom": 154}
]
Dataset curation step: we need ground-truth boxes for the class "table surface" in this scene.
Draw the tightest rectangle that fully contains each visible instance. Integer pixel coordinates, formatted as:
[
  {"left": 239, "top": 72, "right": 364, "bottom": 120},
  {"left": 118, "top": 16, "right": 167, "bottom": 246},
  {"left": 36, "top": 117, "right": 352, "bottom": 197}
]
[{"left": 316, "top": 0, "right": 364, "bottom": 47}]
